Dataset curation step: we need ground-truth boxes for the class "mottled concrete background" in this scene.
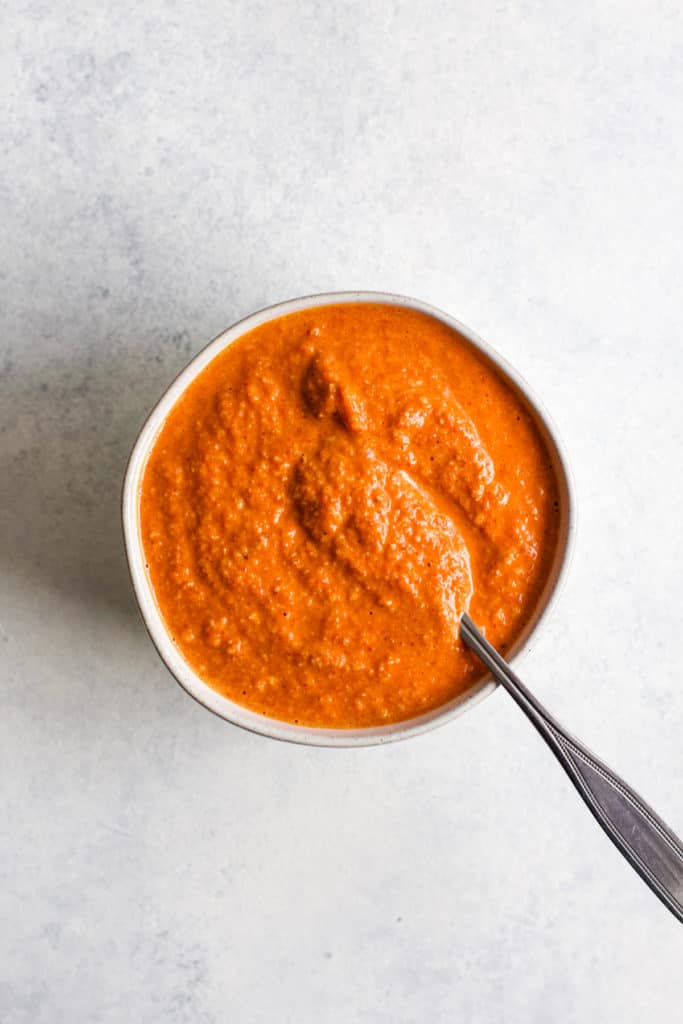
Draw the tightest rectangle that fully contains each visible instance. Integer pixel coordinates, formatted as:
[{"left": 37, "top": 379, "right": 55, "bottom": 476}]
[{"left": 2, "top": 2, "right": 682, "bottom": 1021}]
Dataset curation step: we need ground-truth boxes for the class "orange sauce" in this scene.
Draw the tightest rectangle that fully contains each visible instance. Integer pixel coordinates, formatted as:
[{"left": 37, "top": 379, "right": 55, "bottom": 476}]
[{"left": 140, "top": 303, "right": 559, "bottom": 727}]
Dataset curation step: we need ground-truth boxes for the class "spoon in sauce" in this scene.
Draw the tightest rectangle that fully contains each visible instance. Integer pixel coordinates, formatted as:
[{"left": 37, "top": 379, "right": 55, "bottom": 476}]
[{"left": 460, "top": 614, "right": 683, "bottom": 924}]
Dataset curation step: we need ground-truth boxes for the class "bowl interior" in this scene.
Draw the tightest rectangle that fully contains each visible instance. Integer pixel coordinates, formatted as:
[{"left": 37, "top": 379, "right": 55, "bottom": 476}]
[{"left": 122, "top": 291, "right": 574, "bottom": 747}]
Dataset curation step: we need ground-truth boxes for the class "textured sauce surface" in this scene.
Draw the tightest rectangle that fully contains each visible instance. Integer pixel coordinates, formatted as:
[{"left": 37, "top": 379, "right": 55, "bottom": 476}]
[{"left": 140, "top": 303, "right": 560, "bottom": 728}]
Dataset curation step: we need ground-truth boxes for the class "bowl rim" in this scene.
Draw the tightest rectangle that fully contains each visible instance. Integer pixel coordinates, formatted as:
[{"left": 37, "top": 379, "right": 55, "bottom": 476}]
[{"left": 122, "top": 290, "right": 576, "bottom": 747}]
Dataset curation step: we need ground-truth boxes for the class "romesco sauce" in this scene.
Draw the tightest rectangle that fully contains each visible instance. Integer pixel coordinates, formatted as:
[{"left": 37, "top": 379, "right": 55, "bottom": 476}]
[{"left": 140, "top": 304, "right": 559, "bottom": 728}]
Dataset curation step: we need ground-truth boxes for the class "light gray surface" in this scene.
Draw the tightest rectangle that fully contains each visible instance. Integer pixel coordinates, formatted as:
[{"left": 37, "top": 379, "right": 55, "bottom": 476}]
[{"left": 2, "top": 1, "right": 682, "bottom": 1021}]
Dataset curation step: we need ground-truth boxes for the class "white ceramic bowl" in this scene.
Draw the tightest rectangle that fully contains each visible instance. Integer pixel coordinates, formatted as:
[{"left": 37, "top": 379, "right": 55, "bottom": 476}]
[{"left": 122, "top": 291, "right": 575, "bottom": 746}]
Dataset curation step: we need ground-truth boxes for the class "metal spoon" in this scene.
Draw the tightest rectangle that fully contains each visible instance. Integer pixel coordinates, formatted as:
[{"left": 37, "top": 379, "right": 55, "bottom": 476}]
[{"left": 460, "top": 613, "right": 683, "bottom": 923}]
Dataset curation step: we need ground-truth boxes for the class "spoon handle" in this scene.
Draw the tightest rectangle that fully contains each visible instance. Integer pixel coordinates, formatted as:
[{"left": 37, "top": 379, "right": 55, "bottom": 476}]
[{"left": 460, "top": 613, "right": 683, "bottom": 924}]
